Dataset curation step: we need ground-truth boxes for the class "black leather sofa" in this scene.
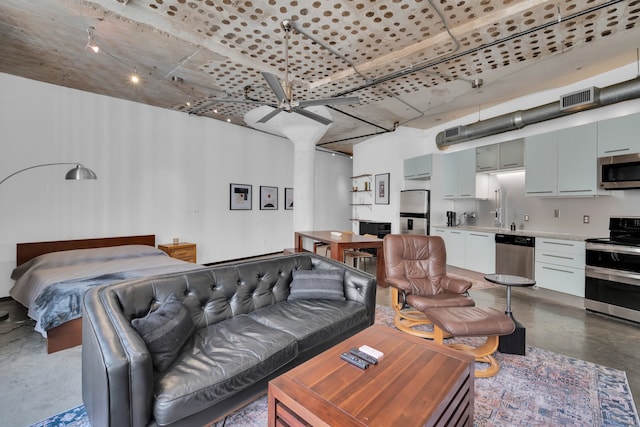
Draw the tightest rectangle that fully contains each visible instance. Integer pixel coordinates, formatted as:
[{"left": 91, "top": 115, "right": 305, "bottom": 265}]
[{"left": 82, "top": 253, "right": 376, "bottom": 427}]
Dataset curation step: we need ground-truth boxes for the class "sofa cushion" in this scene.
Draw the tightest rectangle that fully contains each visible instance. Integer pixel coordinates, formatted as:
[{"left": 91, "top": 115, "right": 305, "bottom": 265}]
[
  {"left": 131, "top": 293, "right": 195, "bottom": 372},
  {"left": 288, "top": 269, "right": 345, "bottom": 301},
  {"left": 248, "top": 300, "right": 368, "bottom": 353},
  {"left": 153, "top": 315, "right": 298, "bottom": 425}
]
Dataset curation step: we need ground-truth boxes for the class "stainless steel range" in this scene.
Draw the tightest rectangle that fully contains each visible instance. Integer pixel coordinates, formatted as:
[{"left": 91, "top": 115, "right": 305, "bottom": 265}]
[{"left": 585, "top": 217, "right": 640, "bottom": 323}]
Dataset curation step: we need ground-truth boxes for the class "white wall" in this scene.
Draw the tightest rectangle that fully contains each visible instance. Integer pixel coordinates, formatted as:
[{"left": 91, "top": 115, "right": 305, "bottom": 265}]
[
  {"left": 354, "top": 63, "right": 640, "bottom": 237},
  {"left": 0, "top": 73, "right": 352, "bottom": 297}
]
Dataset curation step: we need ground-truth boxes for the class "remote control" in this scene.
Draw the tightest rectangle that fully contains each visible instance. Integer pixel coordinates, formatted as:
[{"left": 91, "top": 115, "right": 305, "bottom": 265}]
[
  {"left": 340, "top": 352, "right": 369, "bottom": 369},
  {"left": 350, "top": 348, "right": 378, "bottom": 365},
  {"left": 359, "top": 345, "right": 384, "bottom": 360}
]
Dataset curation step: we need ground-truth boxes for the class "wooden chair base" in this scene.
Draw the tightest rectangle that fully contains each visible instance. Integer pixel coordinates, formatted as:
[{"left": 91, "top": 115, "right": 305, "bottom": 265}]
[
  {"left": 433, "top": 325, "right": 501, "bottom": 378},
  {"left": 390, "top": 287, "right": 451, "bottom": 340}
]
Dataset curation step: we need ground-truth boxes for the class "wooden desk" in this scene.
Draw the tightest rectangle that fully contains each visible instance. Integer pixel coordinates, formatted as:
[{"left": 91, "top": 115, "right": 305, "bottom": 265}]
[
  {"left": 268, "top": 325, "right": 474, "bottom": 427},
  {"left": 294, "top": 230, "right": 386, "bottom": 286}
]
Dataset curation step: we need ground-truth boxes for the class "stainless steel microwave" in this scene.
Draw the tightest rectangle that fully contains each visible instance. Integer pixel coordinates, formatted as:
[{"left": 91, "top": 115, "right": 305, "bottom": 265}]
[{"left": 599, "top": 153, "right": 640, "bottom": 189}]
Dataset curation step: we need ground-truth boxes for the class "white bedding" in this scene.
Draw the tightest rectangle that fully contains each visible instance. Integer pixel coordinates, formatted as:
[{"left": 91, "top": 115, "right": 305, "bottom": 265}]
[{"left": 10, "top": 245, "right": 205, "bottom": 337}]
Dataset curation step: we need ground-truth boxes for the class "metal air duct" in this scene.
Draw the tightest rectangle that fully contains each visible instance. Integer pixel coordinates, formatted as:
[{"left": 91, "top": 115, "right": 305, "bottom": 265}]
[{"left": 436, "top": 76, "right": 640, "bottom": 149}]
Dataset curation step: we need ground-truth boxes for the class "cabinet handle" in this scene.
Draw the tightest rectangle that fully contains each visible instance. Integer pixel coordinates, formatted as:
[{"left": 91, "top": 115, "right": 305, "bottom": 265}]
[
  {"left": 477, "top": 166, "right": 493, "bottom": 170},
  {"left": 559, "top": 189, "right": 591, "bottom": 193},
  {"left": 459, "top": 194, "right": 472, "bottom": 197},
  {"left": 542, "top": 266, "right": 574, "bottom": 274},
  {"left": 527, "top": 190, "right": 554, "bottom": 194},
  {"left": 541, "top": 253, "right": 574, "bottom": 260},
  {"left": 502, "top": 162, "right": 519, "bottom": 167},
  {"left": 541, "top": 240, "right": 574, "bottom": 247},
  {"left": 469, "top": 233, "right": 488, "bottom": 237},
  {"left": 451, "top": 231, "right": 463, "bottom": 234},
  {"left": 603, "top": 148, "right": 629, "bottom": 154}
]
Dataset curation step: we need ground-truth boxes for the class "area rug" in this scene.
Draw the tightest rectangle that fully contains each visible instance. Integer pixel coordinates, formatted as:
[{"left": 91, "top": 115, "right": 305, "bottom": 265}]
[{"left": 31, "top": 305, "right": 639, "bottom": 427}]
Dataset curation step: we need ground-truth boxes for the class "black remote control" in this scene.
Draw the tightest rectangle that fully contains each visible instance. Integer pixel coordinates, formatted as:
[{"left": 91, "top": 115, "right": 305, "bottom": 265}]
[
  {"left": 350, "top": 348, "right": 378, "bottom": 365},
  {"left": 340, "top": 352, "right": 369, "bottom": 369}
]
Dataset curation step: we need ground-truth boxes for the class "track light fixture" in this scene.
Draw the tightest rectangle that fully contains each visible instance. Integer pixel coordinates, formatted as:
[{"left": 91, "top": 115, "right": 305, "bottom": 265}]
[{"left": 85, "top": 27, "right": 99, "bottom": 53}]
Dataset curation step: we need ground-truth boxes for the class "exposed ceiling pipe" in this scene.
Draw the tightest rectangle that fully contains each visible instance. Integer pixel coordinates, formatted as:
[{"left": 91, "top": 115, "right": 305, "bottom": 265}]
[{"left": 435, "top": 76, "right": 640, "bottom": 149}]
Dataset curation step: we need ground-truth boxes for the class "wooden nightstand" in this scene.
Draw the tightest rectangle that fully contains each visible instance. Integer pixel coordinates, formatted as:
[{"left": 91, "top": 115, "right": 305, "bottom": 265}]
[{"left": 158, "top": 242, "right": 197, "bottom": 263}]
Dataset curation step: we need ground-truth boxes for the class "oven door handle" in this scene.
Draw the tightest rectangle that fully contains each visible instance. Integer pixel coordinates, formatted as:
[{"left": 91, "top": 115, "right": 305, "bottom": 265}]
[
  {"left": 586, "top": 243, "right": 640, "bottom": 255},
  {"left": 586, "top": 265, "right": 640, "bottom": 287}
]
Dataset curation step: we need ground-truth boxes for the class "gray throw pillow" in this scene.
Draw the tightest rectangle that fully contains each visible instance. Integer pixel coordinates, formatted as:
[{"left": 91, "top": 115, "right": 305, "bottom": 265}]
[
  {"left": 131, "top": 293, "right": 195, "bottom": 372},
  {"left": 288, "top": 269, "right": 345, "bottom": 301}
]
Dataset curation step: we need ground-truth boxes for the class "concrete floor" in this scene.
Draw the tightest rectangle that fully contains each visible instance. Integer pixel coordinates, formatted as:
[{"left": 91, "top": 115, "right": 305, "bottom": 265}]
[{"left": 1, "top": 260, "right": 639, "bottom": 426}]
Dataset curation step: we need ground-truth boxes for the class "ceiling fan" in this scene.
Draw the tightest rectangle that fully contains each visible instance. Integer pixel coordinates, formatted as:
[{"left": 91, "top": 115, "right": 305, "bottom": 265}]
[{"left": 256, "top": 19, "right": 361, "bottom": 126}]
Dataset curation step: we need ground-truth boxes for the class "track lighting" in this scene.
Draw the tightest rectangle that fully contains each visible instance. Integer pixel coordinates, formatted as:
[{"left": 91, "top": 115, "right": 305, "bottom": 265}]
[{"left": 86, "top": 27, "right": 99, "bottom": 53}]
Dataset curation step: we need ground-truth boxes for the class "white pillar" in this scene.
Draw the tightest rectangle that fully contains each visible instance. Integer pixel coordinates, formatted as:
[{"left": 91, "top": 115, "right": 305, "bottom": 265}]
[{"left": 244, "top": 106, "right": 331, "bottom": 232}]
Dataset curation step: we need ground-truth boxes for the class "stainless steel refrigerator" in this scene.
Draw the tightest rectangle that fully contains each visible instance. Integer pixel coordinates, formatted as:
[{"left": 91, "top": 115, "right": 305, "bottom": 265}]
[{"left": 400, "top": 189, "right": 430, "bottom": 235}]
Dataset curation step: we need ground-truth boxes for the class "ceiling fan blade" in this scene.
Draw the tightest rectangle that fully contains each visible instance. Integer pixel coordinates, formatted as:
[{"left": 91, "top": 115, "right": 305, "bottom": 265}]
[
  {"left": 257, "top": 107, "right": 284, "bottom": 123},
  {"left": 261, "top": 72, "right": 289, "bottom": 103},
  {"left": 298, "top": 96, "right": 360, "bottom": 108},
  {"left": 292, "top": 107, "right": 333, "bottom": 125}
]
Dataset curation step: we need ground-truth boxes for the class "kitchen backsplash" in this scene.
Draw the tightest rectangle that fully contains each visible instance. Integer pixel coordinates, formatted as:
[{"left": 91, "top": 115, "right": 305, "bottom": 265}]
[{"left": 450, "top": 171, "right": 639, "bottom": 237}]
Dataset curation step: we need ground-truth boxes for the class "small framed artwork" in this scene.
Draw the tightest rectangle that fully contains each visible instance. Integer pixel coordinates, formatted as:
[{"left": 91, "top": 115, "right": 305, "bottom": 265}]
[
  {"left": 284, "top": 187, "right": 294, "bottom": 210},
  {"left": 375, "top": 173, "right": 390, "bottom": 205},
  {"left": 260, "top": 186, "right": 278, "bottom": 210},
  {"left": 230, "top": 183, "right": 252, "bottom": 210}
]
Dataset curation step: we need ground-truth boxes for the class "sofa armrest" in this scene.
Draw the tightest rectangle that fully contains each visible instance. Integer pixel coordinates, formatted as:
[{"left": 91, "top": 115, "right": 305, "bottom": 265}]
[
  {"left": 310, "top": 254, "right": 377, "bottom": 325},
  {"left": 82, "top": 286, "right": 155, "bottom": 427}
]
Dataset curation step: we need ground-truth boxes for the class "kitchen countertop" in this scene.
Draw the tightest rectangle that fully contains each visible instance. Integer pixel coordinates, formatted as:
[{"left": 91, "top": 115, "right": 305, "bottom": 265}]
[{"left": 431, "top": 224, "right": 599, "bottom": 242}]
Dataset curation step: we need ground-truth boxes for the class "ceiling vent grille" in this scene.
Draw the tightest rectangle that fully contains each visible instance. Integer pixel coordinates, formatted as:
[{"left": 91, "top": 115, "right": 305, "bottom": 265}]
[
  {"left": 560, "top": 87, "right": 600, "bottom": 111},
  {"left": 444, "top": 126, "right": 463, "bottom": 140}
]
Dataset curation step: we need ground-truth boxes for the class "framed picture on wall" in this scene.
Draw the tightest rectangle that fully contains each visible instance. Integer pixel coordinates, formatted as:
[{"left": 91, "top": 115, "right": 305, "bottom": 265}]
[
  {"left": 230, "top": 183, "right": 252, "bottom": 210},
  {"left": 260, "top": 186, "right": 278, "bottom": 210},
  {"left": 285, "top": 187, "right": 294, "bottom": 210},
  {"left": 375, "top": 173, "right": 390, "bottom": 204}
]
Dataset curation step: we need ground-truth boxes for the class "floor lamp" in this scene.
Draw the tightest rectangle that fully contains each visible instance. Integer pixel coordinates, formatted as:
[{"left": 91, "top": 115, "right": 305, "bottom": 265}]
[{"left": 0, "top": 162, "right": 97, "bottom": 320}]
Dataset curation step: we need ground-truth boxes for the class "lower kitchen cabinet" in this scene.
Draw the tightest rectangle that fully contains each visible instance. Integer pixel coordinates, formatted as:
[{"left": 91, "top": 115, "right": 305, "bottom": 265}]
[
  {"left": 464, "top": 231, "right": 495, "bottom": 274},
  {"left": 534, "top": 238, "right": 585, "bottom": 297},
  {"left": 432, "top": 227, "right": 495, "bottom": 273}
]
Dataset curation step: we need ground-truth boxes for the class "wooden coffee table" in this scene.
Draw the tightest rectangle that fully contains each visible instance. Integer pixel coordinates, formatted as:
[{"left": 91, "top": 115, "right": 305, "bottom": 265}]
[{"left": 268, "top": 324, "right": 474, "bottom": 427}]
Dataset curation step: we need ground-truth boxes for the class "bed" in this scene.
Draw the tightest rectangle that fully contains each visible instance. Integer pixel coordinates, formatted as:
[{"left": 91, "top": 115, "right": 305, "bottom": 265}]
[{"left": 9, "top": 235, "right": 205, "bottom": 353}]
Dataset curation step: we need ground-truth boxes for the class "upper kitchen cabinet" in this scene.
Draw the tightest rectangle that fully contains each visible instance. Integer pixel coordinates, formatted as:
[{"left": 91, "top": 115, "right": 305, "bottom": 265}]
[
  {"left": 499, "top": 138, "right": 525, "bottom": 169},
  {"left": 476, "top": 144, "right": 499, "bottom": 172},
  {"left": 443, "top": 150, "right": 489, "bottom": 199},
  {"left": 476, "top": 139, "right": 524, "bottom": 172},
  {"left": 557, "top": 123, "right": 599, "bottom": 196},
  {"left": 597, "top": 112, "right": 640, "bottom": 156},
  {"left": 525, "top": 131, "right": 558, "bottom": 196},
  {"left": 404, "top": 154, "right": 432, "bottom": 180},
  {"left": 525, "top": 123, "right": 600, "bottom": 197}
]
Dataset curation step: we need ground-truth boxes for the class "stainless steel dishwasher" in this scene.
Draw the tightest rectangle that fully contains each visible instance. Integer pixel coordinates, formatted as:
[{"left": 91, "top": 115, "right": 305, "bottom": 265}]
[{"left": 495, "top": 234, "right": 535, "bottom": 280}]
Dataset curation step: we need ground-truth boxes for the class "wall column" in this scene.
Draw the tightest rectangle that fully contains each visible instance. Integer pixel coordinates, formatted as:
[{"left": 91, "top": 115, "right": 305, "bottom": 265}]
[{"left": 244, "top": 105, "right": 331, "bottom": 232}]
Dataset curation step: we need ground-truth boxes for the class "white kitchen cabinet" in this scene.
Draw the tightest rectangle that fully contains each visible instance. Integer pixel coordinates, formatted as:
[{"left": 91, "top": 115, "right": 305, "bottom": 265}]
[
  {"left": 526, "top": 124, "right": 600, "bottom": 197},
  {"left": 464, "top": 231, "right": 496, "bottom": 274},
  {"left": 535, "top": 238, "right": 585, "bottom": 297},
  {"left": 557, "top": 123, "right": 599, "bottom": 196},
  {"left": 432, "top": 228, "right": 494, "bottom": 272},
  {"left": 525, "top": 131, "right": 558, "bottom": 196},
  {"left": 404, "top": 154, "right": 433, "bottom": 180},
  {"left": 431, "top": 227, "right": 465, "bottom": 268},
  {"left": 597, "top": 112, "right": 640, "bottom": 156},
  {"left": 476, "top": 144, "right": 499, "bottom": 172},
  {"left": 499, "top": 138, "right": 525, "bottom": 169},
  {"left": 442, "top": 150, "right": 489, "bottom": 199}
]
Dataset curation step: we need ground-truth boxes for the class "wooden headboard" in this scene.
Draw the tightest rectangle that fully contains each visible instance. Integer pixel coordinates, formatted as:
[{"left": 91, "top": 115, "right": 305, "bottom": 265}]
[{"left": 16, "top": 235, "right": 156, "bottom": 266}]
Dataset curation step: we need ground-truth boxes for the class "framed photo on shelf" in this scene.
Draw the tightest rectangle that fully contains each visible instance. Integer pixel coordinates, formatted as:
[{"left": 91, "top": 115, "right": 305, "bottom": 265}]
[
  {"left": 284, "top": 187, "right": 294, "bottom": 210},
  {"left": 375, "top": 173, "right": 390, "bottom": 204},
  {"left": 230, "top": 183, "right": 252, "bottom": 210},
  {"left": 260, "top": 186, "right": 278, "bottom": 210}
]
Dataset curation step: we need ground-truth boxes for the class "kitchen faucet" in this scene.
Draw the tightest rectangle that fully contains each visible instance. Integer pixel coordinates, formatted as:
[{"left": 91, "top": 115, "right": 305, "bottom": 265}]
[{"left": 494, "top": 188, "right": 503, "bottom": 228}]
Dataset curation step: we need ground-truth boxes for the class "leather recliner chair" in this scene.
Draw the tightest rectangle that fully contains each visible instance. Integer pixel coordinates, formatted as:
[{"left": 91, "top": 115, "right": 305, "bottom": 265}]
[{"left": 383, "top": 234, "right": 475, "bottom": 339}]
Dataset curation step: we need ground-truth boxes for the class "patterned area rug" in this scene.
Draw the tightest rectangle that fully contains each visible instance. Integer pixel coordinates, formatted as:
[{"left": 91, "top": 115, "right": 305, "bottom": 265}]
[{"left": 32, "top": 305, "right": 639, "bottom": 427}]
